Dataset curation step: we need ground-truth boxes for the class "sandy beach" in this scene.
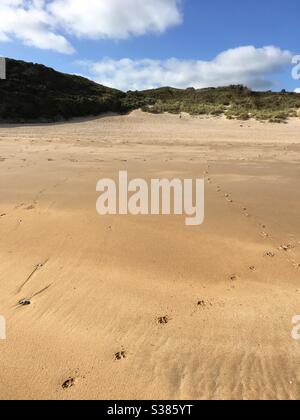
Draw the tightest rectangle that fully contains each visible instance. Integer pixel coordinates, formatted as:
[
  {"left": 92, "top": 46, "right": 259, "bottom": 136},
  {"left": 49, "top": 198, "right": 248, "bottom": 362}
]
[{"left": 1, "top": 110, "right": 300, "bottom": 400}]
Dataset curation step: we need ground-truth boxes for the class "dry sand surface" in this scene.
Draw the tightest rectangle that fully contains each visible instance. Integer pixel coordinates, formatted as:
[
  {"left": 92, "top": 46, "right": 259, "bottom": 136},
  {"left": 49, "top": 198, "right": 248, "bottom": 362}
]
[{"left": 1, "top": 110, "right": 300, "bottom": 400}]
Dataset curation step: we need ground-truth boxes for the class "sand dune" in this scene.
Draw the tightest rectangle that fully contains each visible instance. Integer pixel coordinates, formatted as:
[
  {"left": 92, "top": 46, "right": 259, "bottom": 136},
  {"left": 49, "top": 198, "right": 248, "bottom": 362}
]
[{"left": 1, "top": 110, "right": 300, "bottom": 400}]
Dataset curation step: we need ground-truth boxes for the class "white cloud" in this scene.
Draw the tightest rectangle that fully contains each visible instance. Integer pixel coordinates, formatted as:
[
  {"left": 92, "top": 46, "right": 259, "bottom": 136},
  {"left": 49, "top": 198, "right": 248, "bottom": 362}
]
[
  {"left": 49, "top": 0, "right": 182, "bottom": 40},
  {"left": 79, "top": 46, "right": 292, "bottom": 91},
  {"left": 0, "top": 0, "right": 182, "bottom": 53},
  {"left": 0, "top": 0, "right": 75, "bottom": 54},
  {"left": 295, "top": 88, "right": 300, "bottom": 93}
]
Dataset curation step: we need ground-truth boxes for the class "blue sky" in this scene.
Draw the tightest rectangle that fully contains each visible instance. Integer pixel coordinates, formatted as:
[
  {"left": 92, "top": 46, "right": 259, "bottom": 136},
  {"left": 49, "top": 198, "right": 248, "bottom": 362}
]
[{"left": 0, "top": 0, "right": 299, "bottom": 91}]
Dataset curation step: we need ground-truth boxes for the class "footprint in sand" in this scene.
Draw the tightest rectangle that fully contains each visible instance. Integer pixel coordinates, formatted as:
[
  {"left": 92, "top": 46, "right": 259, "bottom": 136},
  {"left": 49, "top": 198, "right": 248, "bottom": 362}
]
[
  {"left": 230, "top": 274, "right": 238, "bottom": 282},
  {"left": 197, "top": 300, "right": 212, "bottom": 308},
  {"left": 115, "top": 351, "right": 126, "bottom": 361},
  {"left": 158, "top": 316, "right": 169, "bottom": 325},
  {"left": 0, "top": 213, "right": 6, "bottom": 217},
  {"left": 260, "top": 231, "right": 270, "bottom": 239},
  {"left": 242, "top": 207, "right": 250, "bottom": 217},
  {"left": 249, "top": 266, "right": 256, "bottom": 272},
  {"left": 265, "top": 251, "right": 275, "bottom": 258},
  {"left": 225, "top": 194, "right": 233, "bottom": 202},
  {"left": 279, "top": 244, "right": 294, "bottom": 252},
  {"left": 293, "top": 262, "right": 300, "bottom": 269},
  {"left": 62, "top": 378, "right": 75, "bottom": 389}
]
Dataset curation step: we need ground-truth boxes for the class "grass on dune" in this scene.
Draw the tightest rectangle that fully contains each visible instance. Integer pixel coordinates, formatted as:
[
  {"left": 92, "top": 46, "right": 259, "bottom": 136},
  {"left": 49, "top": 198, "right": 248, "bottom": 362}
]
[
  {"left": 125, "top": 85, "right": 300, "bottom": 123},
  {"left": 1, "top": 59, "right": 300, "bottom": 123}
]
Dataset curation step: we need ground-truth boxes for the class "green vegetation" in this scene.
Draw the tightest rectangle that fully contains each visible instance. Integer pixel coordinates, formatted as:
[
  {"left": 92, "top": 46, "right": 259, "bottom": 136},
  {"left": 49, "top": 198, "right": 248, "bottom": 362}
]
[
  {"left": 0, "top": 58, "right": 125, "bottom": 122},
  {"left": 1, "top": 59, "right": 300, "bottom": 123},
  {"left": 126, "top": 85, "right": 300, "bottom": 123}
]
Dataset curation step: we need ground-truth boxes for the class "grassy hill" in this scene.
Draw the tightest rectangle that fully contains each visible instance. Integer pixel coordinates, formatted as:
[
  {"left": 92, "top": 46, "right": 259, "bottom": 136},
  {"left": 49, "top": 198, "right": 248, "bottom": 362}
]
[
  {"left": 1, "top": 58, "right": 300, "bottom": 123},
  {"left": 124, "top": 85, "right": 300, "bottom": 123},
  {"left": 0, "top": 58, "right": 125, "bottom": 122}
]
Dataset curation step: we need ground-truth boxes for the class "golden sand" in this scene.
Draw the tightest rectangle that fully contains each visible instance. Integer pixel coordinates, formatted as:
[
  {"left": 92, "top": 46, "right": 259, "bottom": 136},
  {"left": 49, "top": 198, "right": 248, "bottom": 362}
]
[{"left": 1, "top": 110, "right": 300, "bottom": 400}]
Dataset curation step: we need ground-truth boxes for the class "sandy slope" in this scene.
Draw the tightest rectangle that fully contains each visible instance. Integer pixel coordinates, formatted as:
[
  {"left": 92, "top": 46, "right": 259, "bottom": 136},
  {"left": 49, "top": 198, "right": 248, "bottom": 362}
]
[{"left": 1, "top": 110, "right": 300, "bottom": 400}]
